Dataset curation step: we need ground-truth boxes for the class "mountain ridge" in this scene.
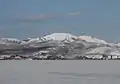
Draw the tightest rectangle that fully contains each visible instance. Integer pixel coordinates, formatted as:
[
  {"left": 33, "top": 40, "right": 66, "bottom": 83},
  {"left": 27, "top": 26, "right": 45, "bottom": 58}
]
[{"left": 0, "top": 33, "right": 120, "bottom": 60}]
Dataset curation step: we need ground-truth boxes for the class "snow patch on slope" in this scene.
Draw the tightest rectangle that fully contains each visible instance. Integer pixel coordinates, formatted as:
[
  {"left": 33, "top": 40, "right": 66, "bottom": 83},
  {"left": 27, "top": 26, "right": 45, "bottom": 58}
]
[
  {"left": 27, "top": 37, "right": 41, "bottom": 43},
  {"left": 86, "top": 47, "right": 112, "bottom": 55},
  {"left": 78, "top": 35, "right": 107, "bottom": 44},
  {"left": 26, "top": 33, "right": 78, "bottom": 43},
  {"left": 43, "top": 33, "right": 77, "bottom": 42}
]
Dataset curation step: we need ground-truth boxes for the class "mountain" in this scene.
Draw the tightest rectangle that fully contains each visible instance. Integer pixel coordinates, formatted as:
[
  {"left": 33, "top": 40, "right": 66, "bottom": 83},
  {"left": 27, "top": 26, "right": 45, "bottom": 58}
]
[
  {"left": 43, "top": 33, "right": 77, "bottom": 42},
  {"left": 0, "top": 32, "right": 120, "bottom": 58},
  {"left": 26, "top": 33, "right": 78, "bottom": 44},
  {"left": 0, "top": 38, "right": 26, "bottom": 45}
]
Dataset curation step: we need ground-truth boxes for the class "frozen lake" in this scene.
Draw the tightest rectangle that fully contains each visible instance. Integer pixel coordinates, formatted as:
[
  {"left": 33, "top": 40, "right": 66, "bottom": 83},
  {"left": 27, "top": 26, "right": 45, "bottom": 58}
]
[{"left": 0, "top": 61, "right": 120, "bottom": 84}]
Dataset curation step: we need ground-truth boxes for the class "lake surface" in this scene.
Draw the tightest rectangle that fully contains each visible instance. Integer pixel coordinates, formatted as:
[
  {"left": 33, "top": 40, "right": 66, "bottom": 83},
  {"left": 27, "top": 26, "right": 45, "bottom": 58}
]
[{"left": 0, "top": 61, "right": 120, "bottom": 84}]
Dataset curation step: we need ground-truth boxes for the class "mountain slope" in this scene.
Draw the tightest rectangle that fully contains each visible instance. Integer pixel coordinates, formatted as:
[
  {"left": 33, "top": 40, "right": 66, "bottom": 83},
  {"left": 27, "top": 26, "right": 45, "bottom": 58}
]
[{"left": 78, "top": 35, "right": 107, "bottom": 44}]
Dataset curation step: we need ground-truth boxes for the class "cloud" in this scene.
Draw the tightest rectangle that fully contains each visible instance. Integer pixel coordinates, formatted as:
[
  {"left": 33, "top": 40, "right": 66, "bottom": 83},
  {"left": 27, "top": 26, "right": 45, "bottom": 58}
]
[
  {"left": 15, "top": 14, "right": 58, "bottom": 23},
  {"left": 67, "top": 12, "right": 80, "bottom": 16},
  {"left": 27, "top": 14, "right": 57, "bottom": 20},
  {"left": 15, "top": 12, "right": 80, "bottom": 23}
]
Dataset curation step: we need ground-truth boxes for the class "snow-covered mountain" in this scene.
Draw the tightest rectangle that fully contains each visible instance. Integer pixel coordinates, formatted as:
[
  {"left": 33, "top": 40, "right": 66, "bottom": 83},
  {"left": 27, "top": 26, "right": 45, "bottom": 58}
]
[
  {"left": 25, "top": 33, "right": 120, "bottom": 48},
  {"left": 0, "top": 32, "right": 120, "bottom": 57},
  {"left": 26, "top": 33, "right": 78, "bottom": 44},
  {"left": 22, "top": 33, "right": 111, "bottom": 44},
  {"left": 43, "top": 33, "right": 77, "bottom": 42},
  {"left": 0, "top": 38, "right": 22, "bottom": 44},
  {"left": 0, "top": 33, "right": 118, "bottom": 48}
]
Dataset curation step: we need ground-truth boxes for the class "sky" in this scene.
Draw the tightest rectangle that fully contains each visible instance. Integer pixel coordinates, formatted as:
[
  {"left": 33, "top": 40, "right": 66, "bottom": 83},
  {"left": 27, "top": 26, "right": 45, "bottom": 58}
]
[{"left": 0, "top": 0, "right": 120, "bottom": 42}]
